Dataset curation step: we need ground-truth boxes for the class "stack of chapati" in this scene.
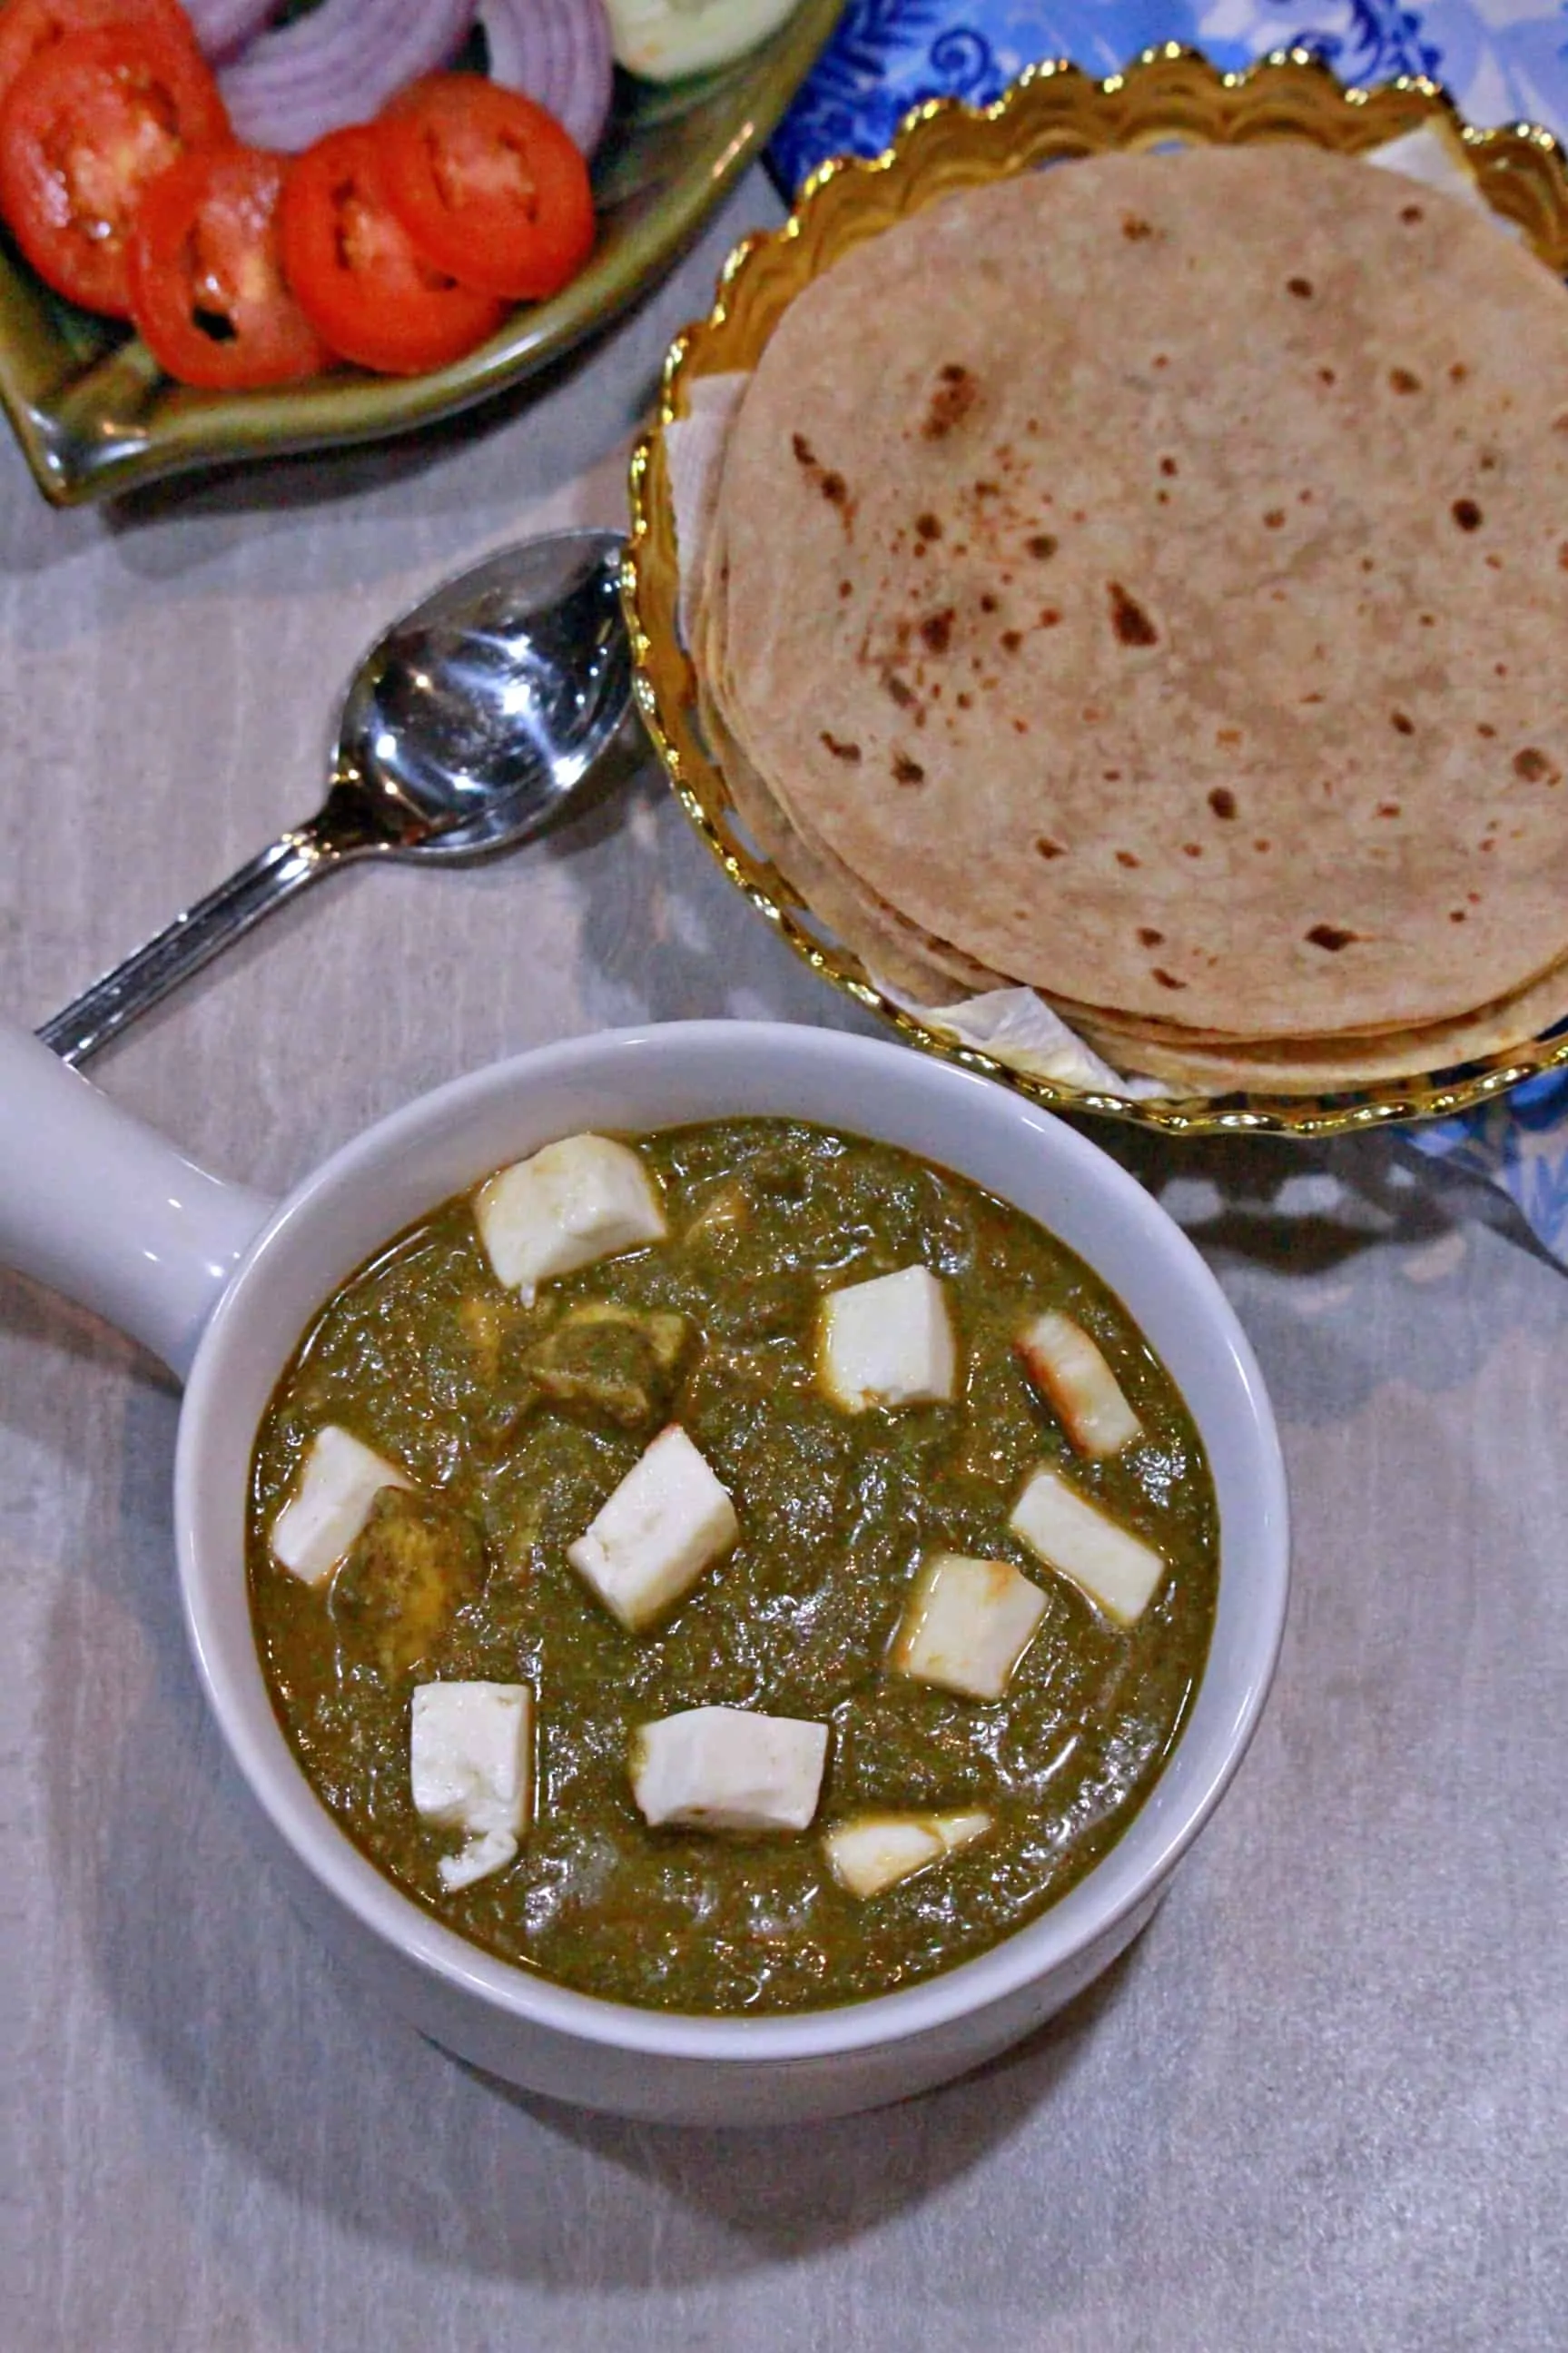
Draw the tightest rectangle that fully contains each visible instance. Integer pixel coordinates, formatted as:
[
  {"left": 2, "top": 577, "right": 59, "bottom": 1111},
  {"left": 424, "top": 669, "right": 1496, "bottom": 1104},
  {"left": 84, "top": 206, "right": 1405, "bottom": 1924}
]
[{"left": 690, "top": 143, "right": 1568, "bottom": 1092}]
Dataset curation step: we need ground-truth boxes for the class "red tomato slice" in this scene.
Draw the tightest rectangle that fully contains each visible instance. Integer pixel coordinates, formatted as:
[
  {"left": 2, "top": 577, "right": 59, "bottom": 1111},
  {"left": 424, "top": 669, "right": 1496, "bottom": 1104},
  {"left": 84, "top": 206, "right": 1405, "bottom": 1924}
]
[
  {"left": 0, "top": 0, "right": 201, "bottom": 113},
  {"left": 380, "top": 74, "right": 594, "bottom": 303},
  {"left": 0, "top": 23, "right": 229, "bottom": 316},
  {"left": 129, "top": 144, "right": 331, "bottom": 389},
  {"left": 278, "top": 124, "right": 505, "bottom": 378}
]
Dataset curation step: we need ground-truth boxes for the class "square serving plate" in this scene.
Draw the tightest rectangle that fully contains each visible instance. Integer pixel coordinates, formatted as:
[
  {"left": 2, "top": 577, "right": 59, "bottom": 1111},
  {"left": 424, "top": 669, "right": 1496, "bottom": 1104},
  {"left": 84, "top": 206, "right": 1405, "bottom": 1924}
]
[{"left": 0, "top": 0, "right": 844, "bottom": 507}]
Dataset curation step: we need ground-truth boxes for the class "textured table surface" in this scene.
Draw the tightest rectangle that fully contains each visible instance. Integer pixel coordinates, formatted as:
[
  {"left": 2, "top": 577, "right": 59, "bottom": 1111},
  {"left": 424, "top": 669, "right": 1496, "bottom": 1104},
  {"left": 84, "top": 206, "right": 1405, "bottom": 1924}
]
[{"left": 3, "top": 169, "right": 1563, "bottom": 2353}]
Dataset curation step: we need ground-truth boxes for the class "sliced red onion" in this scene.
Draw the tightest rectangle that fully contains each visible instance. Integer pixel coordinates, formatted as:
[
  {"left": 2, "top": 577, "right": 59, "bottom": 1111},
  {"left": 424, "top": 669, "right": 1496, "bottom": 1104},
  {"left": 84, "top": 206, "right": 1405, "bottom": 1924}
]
[
  {"left": 182, "top": 0, "right": 278, "bottom": 63},
  {"left": 217, "top": 0, "right": 477, "bottom": 153},
  {"left": 478, "top": 0, "right": 613, "bottom": 159}
]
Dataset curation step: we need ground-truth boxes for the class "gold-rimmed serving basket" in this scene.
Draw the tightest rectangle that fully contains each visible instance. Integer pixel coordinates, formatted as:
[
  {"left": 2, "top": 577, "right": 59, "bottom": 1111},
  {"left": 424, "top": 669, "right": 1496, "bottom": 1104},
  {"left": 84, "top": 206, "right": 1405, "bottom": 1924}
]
[{"left": 624, "top": 43, "right": 1568, "bottom": 1138}]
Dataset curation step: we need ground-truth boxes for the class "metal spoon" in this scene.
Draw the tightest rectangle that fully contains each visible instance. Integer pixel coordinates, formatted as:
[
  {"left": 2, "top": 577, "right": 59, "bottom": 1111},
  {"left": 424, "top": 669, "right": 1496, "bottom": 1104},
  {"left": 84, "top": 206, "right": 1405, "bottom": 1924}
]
[{"left": 37, "top": 527, "right": 634, "bottom": 1066}]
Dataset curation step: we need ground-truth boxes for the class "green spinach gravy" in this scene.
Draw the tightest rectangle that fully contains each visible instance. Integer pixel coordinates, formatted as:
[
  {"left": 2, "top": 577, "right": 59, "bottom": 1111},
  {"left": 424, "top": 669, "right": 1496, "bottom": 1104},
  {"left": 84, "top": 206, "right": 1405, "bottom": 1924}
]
[{"left": 248, "top": 1118, "right": 1218, "bottom": 2012}]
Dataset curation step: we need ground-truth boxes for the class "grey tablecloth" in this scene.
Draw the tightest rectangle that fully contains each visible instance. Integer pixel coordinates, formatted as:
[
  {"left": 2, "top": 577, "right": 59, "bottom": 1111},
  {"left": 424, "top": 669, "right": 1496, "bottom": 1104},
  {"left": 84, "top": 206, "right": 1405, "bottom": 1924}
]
[{"left": 3, "top": 173, "right": 1563, "bottom": 2353}]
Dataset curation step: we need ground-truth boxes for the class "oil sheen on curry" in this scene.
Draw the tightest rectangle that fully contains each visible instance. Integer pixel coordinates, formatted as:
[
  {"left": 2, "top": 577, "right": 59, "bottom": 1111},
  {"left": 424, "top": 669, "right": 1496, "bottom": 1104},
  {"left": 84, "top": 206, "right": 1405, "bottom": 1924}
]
[{"left": 248, "top": 1119, "right": 1218, "bottom": 2013}]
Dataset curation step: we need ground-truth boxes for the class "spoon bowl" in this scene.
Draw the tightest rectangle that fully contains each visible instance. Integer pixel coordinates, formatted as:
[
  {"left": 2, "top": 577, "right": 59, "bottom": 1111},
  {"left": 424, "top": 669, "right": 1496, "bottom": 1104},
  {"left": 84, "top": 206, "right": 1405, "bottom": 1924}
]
[
  {"left": 334, "top": 533, "right": 632, "bottom": 863},
  {"left": 38, "top": 527, "right": 633, "bottom": 1063}
]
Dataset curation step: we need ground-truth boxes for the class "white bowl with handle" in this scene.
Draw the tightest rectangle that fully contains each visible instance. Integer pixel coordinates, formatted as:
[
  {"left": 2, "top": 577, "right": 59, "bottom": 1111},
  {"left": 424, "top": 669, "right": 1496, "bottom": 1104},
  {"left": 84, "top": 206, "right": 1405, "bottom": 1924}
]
[{"left": 0, "top": 1016, "right": 1288, "bottom": 2124}]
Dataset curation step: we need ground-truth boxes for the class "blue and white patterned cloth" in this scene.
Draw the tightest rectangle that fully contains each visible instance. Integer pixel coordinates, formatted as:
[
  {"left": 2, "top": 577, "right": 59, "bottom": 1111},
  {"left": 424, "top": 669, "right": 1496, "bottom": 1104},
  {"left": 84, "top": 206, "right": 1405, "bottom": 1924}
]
[
  {"left": 770, "top": 0, "right": 1568, "bottom": 190},
  {"left": 769, "top": 0, "right": 1568, "bottom": 1261}
]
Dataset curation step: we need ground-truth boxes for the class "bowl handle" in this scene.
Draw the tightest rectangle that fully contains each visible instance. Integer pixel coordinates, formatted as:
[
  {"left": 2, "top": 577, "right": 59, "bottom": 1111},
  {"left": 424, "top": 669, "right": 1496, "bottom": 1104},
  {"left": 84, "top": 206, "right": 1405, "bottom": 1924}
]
[{"left": 0, "top": 1018, "right": 275, "bottom": 1380}]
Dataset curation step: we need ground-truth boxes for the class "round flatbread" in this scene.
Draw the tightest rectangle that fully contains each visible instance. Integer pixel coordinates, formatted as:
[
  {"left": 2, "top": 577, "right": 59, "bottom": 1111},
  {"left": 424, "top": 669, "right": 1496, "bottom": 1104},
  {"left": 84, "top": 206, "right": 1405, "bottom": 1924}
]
[{"left": 706, "top": 145, "right": 1568, "bottom": 1040}]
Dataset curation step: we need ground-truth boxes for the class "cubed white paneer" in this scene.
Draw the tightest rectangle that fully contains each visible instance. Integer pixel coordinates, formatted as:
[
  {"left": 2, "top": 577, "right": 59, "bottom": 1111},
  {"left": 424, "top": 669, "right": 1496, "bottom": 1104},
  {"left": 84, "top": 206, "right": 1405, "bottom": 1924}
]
[
  {"left": 475, "top": 1132, "right": 666, "bottom": 1303},
  {"left": 566, "top": 1424, "right": 738, "bottom": 1631},
  {"left": 1017, "top": 1309, "right": 1142, "bottom": 1458},
  {"left": 630, "top": 1705, "right": 830, "bottom": 1832},
  {"left": 1010, "top": 1465, "right": 1165, "bottom": 1625},
  {"left": 817, "top": 1264, "right": 957, "bottom": 1413},
  {"left": 270, "top": 1424, "right": 412, "bottom": 1586},
  {"left": 823, "top": 1807, "right": 992, "bottom": 1899},
  {"left": 890, "top": 1551, "right": 1048, "bottom": 1701},
  {"left": 410, "top": 1680, "right": 534, "bottom": 1892}
]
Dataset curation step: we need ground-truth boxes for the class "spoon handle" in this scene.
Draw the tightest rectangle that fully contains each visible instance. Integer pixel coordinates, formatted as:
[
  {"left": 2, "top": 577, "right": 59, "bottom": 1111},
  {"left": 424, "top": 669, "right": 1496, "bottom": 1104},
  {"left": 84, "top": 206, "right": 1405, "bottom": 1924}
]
[{"left": 37, "top": 816, "right": 360, "bottom": 1065}]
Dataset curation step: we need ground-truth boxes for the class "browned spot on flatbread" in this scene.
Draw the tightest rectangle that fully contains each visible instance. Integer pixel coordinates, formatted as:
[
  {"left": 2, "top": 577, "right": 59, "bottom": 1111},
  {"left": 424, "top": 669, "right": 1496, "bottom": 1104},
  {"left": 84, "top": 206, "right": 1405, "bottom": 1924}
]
[
  {"left": 892, "top": 753, "right": 925, "bottom": 786},
  {"left": 790, "top": 431, "right": 855, "bottom": 531},
  {"left": 1307, "top": 924, "right": 1357, "bottom": 951},
  {"left": 1151, "top": 968, "right": 1186, "bottom": 990},
  {"left": 1389, "top": 367, "right": 1421, "bottom": 394},
  {"left": 1514, "top": 746, "right": 1560, "bottom": 783},
  {"left": 1108, "top": 581, "right": 1159, "bottom": 646},
  {"left": 919, "top": 608, "right": 955, "bottom": 654},
  {"left": 820, "top": 732, "right": 861, "bottom": 763},
  {"left": 1122, "top": 213, "right": 1153, "bottom": 241},
  {"left": 1287, "top": 275, "right": 1313, "bottom": 298},
  {"left": 1027, "top": 533, "right": 1058, "bottom": 559},
  {"left": 1453, "top": 498, "right": 1483, "bottom": 530},
  {"left": 922, "top": 364, "right": 979, "bottom": 440},
  {"left": 1208, "top": 787, "right": 1237, "bottom": 818}
]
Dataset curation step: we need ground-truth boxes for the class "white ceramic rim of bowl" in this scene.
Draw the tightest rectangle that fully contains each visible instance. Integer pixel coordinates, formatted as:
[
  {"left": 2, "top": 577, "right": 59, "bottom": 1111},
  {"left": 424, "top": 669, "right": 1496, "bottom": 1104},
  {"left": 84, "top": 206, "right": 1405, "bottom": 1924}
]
[{"left": 174, "top": 1021, "right": 1289, "bottom": 2068}]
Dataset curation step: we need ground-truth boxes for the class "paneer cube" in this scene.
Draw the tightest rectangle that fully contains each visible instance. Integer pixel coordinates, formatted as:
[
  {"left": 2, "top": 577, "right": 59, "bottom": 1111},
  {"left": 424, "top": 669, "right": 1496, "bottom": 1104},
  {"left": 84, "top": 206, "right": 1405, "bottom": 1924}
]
[
  {"left": 890, "top": 1551, "right": 1048, "bottom": 1701},
  {"left": 817, "top": 1264, "right": 957, "bottom": 1413},
  {"left": 1017, "top": 1310, "right": 1141, "bottom": 1458},
  {"left": 1010, "top": 1465, "right": 1165, "bottom": 1625},
  {"left": 824, "top": 1808, "right": 992, "bottom": 1899},
  {"left": 270, "top": 1424, "right": 412, "bottom": 1586},
  {"left": 630, "top": 1705, "right": 830, "bottom": 1833},
  {"left": 475, "top": 1132, "right": 666, "bottom": 1303},
  {"left": 566, "top": 1425, "right": 738, "bottom": 1631},
  {"left": 409, "top": 1680, "right": 534, "bottom": 1892}
]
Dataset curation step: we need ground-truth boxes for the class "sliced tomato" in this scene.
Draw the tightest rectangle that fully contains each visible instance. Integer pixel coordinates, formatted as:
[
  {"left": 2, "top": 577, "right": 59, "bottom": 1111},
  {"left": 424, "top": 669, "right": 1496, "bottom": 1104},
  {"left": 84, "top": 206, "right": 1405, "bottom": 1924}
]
[
  {"left": 0, "top": 0, "right": 201, "bottom": 113},
  {"left": 129, "top": 144, "right": 330, "bottom": 389},
  {"left": 380, "top": 74, "right": 594, "bottom": 303},
  {"left": 278, "top": 124, "right": 505, "bottom": 377},
  {"left": 0, "top": 23, "right": 229, "bottom": 315}
]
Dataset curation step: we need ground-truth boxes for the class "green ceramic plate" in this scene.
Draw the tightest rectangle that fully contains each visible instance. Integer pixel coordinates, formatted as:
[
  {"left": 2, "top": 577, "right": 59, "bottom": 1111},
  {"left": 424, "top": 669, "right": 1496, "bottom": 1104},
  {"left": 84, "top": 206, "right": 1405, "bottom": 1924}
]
[{"left": 0, "top": 0, "right": 843, "bottom": 506}]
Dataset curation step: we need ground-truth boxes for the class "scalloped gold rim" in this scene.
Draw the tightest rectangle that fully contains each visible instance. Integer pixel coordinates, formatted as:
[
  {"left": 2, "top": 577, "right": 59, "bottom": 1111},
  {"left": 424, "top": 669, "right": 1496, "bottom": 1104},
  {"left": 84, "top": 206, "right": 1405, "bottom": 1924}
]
[{"left": 624, "top": 44, "right": 1568, "bottom": 1138}]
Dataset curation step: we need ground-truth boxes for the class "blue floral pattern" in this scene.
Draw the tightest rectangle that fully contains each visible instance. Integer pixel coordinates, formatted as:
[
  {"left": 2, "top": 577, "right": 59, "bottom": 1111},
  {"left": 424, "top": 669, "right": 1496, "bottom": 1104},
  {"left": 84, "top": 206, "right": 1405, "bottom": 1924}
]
[
  {"left": 769, "top": 0, "right": 1568, "bottom": 1259},
  {"left": 774, "top": 0, "right": 1568, "bottom": 190}
]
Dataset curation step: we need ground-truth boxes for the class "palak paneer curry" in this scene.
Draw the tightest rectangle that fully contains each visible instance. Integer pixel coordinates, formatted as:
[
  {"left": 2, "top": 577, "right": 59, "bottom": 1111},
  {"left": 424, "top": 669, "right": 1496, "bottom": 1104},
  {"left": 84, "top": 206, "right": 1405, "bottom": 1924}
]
[{"left": 248, "top": 1118, "right": 1218, "bottom": 2013}]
